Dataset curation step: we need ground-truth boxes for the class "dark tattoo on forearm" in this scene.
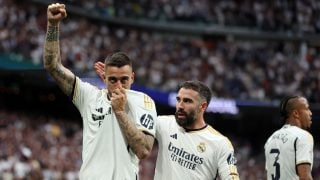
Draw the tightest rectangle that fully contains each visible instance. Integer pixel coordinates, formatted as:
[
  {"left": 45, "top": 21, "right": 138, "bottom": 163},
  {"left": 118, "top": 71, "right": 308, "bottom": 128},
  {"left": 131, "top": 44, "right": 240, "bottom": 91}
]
[
  {"left": 46, "top": 26, "right": 59, "bottom": 42},
  {"left": 115, "top": 112, "right": 151, "bottom": 155},
  {"left": 51, "top": 65, "right": 74, "bottom": 96},
  {"left": 44, "top": 54, "right": 54, "bottom": 66}
]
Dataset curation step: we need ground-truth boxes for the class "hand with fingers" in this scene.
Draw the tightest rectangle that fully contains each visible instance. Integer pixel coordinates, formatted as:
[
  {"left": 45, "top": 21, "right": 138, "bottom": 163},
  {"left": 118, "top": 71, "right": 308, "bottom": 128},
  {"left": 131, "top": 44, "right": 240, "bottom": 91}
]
[
  {"left": 94, "top": 61, "right": 106, "bottom": 81},
  {"left": 110, "top": 87, "right": 127, "bottom": 113},
  {"left": 47, "top": 3, "right": 67, "bottom": 26}
]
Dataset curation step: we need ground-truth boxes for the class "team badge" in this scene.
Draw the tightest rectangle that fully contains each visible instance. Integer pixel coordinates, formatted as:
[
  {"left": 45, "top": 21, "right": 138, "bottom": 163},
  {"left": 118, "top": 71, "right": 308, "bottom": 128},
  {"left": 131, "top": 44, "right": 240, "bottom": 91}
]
[
  {"left": 197, "top": 142, "right": 206, "bottom": 153},
  {"left": 140, "top": 114, "right": 154, "bottom": 129}
]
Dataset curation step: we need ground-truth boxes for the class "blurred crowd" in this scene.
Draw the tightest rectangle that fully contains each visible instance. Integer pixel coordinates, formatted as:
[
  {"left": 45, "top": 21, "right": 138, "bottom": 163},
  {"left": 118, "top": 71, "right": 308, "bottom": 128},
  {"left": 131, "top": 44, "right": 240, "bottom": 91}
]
[
  {"left": 60, "top": 0, "right": 320, "bottom": 34},
  {"left": 1, "top": 0, "right": 320, "bottom": 102},
  {"left": 0, "top": 110, "right": 81, "bottom": 180},
  {"left": 2, "top": 110, "right": 320, "bottom": 180},
  {"left": 1, "top": 0, "right": 320, "bottom": 179}
]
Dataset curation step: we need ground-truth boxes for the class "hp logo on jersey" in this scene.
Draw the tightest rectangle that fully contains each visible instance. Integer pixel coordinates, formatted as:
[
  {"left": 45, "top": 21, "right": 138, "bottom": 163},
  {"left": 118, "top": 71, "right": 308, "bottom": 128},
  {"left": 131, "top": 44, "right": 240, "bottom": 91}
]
[
  {"left": 140, "top": 114, "right": 154, "bottom": 129},
  {"left": 227, "top": 152, "right": 237, "bottom": 165}
]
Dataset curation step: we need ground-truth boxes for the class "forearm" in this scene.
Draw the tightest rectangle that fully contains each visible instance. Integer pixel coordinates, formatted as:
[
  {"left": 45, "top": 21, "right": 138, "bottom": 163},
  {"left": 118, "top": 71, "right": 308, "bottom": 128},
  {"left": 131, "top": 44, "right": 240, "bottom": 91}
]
[
  {"left": 44, "top": 23, "right": 60, "bottom": 71},
  {"left": 115, "top": 111, "right": 154, "bottom": 159},
  {"left": 43, "top": 23, "right": 75, "bottom": 96},
  {"left": 297, "top": 164, "right": 313, "bottom": 180}
]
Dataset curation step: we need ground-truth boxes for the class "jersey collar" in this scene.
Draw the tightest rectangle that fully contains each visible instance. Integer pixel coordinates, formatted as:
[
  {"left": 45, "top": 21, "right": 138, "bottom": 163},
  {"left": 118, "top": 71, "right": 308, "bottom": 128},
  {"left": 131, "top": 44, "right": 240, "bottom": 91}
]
[{"left": 184, "top": 124, "right": 208, "bottom": 132}]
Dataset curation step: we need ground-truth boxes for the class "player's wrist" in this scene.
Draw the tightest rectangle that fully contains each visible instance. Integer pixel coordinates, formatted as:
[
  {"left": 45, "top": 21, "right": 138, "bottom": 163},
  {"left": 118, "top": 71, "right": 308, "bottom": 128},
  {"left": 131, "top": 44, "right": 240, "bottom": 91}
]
[
  {"left": 114, "top": 110, "right": 126, "bottom": 116},
  {"left": 47, "top": 21, "right": 59, "bottom": 27}
]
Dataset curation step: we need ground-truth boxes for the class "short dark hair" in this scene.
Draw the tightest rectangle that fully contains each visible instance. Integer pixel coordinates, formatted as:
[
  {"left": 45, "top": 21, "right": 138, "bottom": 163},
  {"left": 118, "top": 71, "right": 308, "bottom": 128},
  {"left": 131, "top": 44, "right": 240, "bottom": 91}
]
[
  {"left": 104, "top": 52, "right": 132, "bottom": 68},
  {"left": 279, "top": 95, "right": 300, "bottom": 119},
  {"left": 179, "top": 80, "right": 212, "bottom": 106}
]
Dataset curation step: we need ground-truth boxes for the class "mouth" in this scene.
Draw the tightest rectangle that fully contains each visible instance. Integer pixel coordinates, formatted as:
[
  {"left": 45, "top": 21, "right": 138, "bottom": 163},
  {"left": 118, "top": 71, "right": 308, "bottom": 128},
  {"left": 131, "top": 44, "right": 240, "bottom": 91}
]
[{"left": 176, "top": 111, "right": 186, "bottom": 119}]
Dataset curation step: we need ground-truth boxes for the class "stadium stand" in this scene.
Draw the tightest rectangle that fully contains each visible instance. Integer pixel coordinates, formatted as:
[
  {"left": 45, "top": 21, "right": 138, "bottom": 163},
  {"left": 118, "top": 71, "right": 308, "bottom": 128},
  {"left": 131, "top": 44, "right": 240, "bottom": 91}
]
[
  {"left": 1, "top": 0, "right": 320, "bottom": 102},
  {"left": 1, "top": 0, "right": 320, "bottom": 179}
]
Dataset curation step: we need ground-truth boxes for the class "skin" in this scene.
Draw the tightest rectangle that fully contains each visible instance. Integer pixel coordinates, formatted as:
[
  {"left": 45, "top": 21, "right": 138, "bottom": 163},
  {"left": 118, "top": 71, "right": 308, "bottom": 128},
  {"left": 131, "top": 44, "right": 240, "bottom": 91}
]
[
  {"left": 285, "top": 97, "right": 313, "bottom": 180},
  {"left": 175, "top": 88, "right": 207, "bottom": 130},
  {"left": 104, "top": 65, "right": 154, "bottom": 159},
  {"left": 95, "top": 63, "right": 239, "bottom": 178},
  {"left": 96, "top": 62, "right": 210, "bottom": 130},
  {"left": 44, "top": 3, "right": 153, "bottom": 159}
]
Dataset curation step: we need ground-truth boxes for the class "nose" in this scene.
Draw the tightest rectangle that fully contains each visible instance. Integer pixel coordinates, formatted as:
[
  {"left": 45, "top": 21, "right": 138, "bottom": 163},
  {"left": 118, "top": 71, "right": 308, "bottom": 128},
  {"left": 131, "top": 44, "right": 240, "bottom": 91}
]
[
  {"left": 176, "top": 101, "right": 184, "bottom": 110},
  {"left": 113, "top": 80, "right": 122, "bottom": 88}
]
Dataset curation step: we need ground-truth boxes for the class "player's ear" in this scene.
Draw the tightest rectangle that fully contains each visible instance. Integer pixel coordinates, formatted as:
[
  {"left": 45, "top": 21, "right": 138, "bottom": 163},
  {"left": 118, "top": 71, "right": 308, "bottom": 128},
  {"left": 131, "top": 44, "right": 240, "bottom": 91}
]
[
  {"left": 292, "top": 109, "right": 299, "bottom": 118},
  {"left": 200, "top": 101, "right": 208, "bottom": 111}
]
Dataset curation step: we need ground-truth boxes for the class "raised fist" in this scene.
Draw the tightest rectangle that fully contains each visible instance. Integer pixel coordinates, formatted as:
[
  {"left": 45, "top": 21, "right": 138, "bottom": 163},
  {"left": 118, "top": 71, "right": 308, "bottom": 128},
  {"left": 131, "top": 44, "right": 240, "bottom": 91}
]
[{"left": 47, "top": 3, "right": 67, "bottom": 25}]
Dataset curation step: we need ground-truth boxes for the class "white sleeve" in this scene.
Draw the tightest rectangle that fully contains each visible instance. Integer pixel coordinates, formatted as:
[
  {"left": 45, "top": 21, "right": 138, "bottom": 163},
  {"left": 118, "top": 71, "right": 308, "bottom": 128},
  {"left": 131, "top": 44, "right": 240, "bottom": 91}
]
[
  {"left": 155, "top": 115, "right": 169, "bottom": 140},
  {"left": 72, "top": 77, "right": 97, "bottom": 117},
  {"left": 128, "top": 92, "right": 157, "bottom": 137},
  {"left": 218, "top": 138, "right": 239, "bottom": 180},
  {"left": 296, "top": 131, "right": 314, "bottom": 165}
]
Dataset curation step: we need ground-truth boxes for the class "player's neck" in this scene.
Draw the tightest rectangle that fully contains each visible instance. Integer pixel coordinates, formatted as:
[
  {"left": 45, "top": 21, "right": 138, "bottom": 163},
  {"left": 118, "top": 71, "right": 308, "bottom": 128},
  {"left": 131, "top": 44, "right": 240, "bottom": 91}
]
[
  {"left": 184, "top": 119, "right": 207, "bottom": 131},
  {"left": 285, "top": 118, "right": 302, "bottom": 128},
  {"left": 184, "top": 123, "right": 208, "bottom": 132}
]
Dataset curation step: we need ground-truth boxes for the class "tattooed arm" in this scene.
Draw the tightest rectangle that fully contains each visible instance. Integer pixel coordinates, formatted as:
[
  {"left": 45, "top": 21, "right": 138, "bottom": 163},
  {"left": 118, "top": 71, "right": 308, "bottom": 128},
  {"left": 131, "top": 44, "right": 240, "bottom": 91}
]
[
  {"left": 111, "top": 88, "right": 155, "bottom": 159},
  {"left": 43, "top": 3, "right": 75, "bottom": 97},
  {"left": 115, "top": 111, "right": 154, "bottom": 159}
]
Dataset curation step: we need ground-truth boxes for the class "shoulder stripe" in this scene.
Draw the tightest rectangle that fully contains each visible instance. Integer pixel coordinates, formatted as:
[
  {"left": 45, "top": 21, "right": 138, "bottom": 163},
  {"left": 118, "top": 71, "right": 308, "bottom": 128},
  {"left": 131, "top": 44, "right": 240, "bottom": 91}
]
[
  {"left": 144, "top": 95, "right": 154, "bottom": 110},
  {"left": 207, "top": 125, "right": 223, "bottom": 136},
  {"left": 207, "top": 125, "right": 234, "bottom": 149}
]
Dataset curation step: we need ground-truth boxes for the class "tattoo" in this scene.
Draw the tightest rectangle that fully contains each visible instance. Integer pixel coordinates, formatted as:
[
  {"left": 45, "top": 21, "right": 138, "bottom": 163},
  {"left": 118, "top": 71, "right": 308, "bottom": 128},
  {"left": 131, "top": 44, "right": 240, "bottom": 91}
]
[
  {"left": 44, "top": 54, "right": 54, "bottom": 66},
  {"left": 43, "top": 23, "right": 75, "bottom": 98},
  {"left": 115, "top": 111, "right": 153, "bottom": 158},
  {"left": 46, "top": 26, "right": 59, "bottom": 42},
  {"left": 51, "top": 65, "right": 74, "bottom": 96}
]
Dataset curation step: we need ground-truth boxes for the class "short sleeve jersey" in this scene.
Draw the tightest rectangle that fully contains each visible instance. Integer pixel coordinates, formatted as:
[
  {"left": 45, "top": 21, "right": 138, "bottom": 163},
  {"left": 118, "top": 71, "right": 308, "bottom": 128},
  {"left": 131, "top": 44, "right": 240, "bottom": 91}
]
[
  {"left": 72, "top": 78, "right": 157, "bottom": 180},
  {"left": 154, "top": 115, "right": 239, "bottom": 180},
  {"left": 264, "top": 124, "right": 314, "bottom": 180}
]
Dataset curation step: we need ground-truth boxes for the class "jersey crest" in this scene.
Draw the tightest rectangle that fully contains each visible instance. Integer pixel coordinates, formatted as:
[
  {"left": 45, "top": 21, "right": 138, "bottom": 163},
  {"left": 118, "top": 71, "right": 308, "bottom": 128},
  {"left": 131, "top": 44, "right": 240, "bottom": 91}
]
[{"left": 197, "top": 142, "right": 206, "bottom": 153}]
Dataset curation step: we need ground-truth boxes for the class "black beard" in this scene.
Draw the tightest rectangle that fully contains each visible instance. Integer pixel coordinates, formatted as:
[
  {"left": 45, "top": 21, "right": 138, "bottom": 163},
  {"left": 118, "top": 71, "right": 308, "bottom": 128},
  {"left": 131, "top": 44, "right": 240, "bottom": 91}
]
[{"left": 175, "top": 110, "right": 196, "bottom": 127}]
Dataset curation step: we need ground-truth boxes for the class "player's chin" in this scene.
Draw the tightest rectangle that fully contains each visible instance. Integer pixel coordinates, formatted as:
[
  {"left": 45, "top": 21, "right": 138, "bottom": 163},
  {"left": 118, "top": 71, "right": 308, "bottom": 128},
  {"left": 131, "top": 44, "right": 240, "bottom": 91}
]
[
  {"left": 176, "top": 119, "right": 186, "bottom": 127},
  {"left": 175, "top": 115, "right": 185, "bottom": 124}
]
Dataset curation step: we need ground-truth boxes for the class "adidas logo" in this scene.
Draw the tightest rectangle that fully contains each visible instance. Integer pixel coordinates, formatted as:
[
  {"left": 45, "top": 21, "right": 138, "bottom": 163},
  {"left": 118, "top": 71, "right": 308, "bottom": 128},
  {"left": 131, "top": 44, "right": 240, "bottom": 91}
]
[{"left": 170, "top": 133, "right": 177, "bottom": 139}]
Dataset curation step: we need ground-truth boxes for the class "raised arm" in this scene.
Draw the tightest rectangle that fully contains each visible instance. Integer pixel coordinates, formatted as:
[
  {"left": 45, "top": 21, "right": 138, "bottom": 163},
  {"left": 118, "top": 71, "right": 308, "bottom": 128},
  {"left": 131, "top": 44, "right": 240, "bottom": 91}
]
[{"left": 43, "top": 3, "right": 75, "bottom": 97}]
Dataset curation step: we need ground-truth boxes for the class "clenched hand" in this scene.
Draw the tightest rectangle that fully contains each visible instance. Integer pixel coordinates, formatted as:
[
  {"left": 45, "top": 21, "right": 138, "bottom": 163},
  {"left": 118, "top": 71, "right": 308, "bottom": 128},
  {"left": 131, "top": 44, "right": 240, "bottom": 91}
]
[{"left": 47, "top": 3, "right": 67, "bottom": 26}]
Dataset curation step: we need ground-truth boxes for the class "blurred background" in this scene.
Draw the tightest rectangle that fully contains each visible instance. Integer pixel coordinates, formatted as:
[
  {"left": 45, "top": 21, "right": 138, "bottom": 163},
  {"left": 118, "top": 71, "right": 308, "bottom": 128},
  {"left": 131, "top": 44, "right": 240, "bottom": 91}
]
[{"left": 1, "top": 0, "right": 320, "bottom": 179}]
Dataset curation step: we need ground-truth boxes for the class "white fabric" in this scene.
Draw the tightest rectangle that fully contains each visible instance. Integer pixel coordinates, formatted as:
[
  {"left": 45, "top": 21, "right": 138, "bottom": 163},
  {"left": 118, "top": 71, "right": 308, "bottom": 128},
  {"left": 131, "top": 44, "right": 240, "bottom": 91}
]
[
  {"left": 154, "top": 115, "right": 239, "bottom": 180},
  {"left": 72, "top": 78, "right": 157, "bottom": 180},
  {"left": 264, "top": 124, "right": 314, "bottom": 180}
]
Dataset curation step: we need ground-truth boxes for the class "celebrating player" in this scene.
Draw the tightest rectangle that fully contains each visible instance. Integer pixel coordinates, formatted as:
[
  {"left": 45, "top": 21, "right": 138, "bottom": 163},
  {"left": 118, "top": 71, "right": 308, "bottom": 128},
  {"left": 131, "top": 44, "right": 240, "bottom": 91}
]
[
  {"left": 264, "top": 96, "right": 313, "bottom": 180},
  {"left": 95, "top": 62, "right": 239, "bottom": 179},
  {"left": 154, "top": 80, "right": 239, "bottom": 180},
  {"left": 43, "top": 3, "right": 157, "bottom": 179}
]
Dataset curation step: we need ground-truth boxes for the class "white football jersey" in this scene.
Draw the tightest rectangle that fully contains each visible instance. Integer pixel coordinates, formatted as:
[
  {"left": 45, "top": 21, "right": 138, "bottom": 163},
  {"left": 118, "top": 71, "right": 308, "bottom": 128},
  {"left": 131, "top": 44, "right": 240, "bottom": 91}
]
[
  {"left": 154, "top": 115, "right": 239, "bottom": 180},
  {"left": 72, "top": 78, "right": 157, "bottom": 180},
  {"left": 264, "top": 124, "right": 314, "bottom": 180}
]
